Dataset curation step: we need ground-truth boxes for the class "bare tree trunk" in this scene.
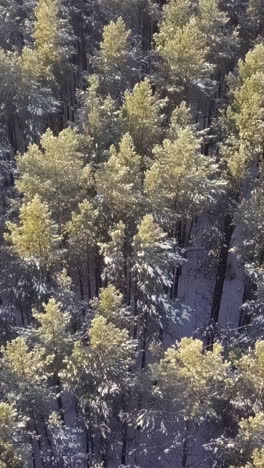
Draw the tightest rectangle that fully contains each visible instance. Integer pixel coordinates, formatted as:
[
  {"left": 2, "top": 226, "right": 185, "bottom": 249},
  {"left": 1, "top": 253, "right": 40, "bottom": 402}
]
[
  {"left": 182, "top": 438, "right": 188, "bottom": 467},
  {"left": 121, "top": 419, "right": 128, "bottom": 466},
  {"left": 239, "top": 276, "right": 257, "bottom": 327},
  {"left": 207, "top": 213, "right": 235, "bottom": 346}
]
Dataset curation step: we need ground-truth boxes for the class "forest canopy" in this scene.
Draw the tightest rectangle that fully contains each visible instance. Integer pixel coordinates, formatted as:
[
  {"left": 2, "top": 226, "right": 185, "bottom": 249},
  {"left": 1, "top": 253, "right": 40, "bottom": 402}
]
[{"left": 0, "top": 0, "right": 264, "bottom": 467}]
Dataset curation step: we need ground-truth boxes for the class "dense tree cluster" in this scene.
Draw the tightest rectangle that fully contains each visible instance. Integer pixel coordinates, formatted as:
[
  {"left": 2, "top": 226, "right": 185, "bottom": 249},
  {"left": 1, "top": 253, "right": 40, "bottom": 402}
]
[{"left": 0, "top": 0, "right": 264, "bottom": 466}]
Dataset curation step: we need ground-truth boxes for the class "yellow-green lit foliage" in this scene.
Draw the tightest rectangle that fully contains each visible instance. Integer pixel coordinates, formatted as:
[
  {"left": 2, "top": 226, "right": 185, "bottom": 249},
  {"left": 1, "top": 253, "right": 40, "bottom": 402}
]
[
  {"left": 31, "top": 0, "right": 67, "bottom": 76},
  {"left": 167, "top": 101, "right": 192, "bottom": 139},
  {"left": 151, "top": 338, "right": 230, "bottom": 421},
  {"left": 230, "top": 47, "right": 264, "bottom": 146},
  {"left": 197, "top": 0, "right": 234, "bottom": 63},
  {"left": 156, "top": 0, "right": 193, "bottom": 32},
  {"left": 33, "top": 298, "right": 71, "bottom": 366},
  {"left": 99, "top": 17, "right": 131, "bottom": 71},
  {"left": 0, "top": 403, "right": 26, "bottom": 468},
  {"left": 155, "top": 17, "right": 209, "bottom": 90},
  {"left": 235, "top": 341, "right": 264, "bottom": 408},
  {"left": 62, "top": 315, "right": 135, "bottom": 397},
  {"left": 121, "top": 78, "right": 166, "bottom": 154},
  {"left": 155, "top": 0, "right": 235, "bottom": 92},
  {"left": 239, "top": 44, "right": 264, "bottom": 80},
  {"left": 237, "top": 448, "right": 264, "bottom": 468},
  {"left": 91, "top": 285, "right": 129, "bottom": 329},
  {"left": 18, "top": 0, "right": 62, "bottom": 80},
  {"left": 229, "top": 414, "right": 264, "bottom": 467},
  {"left": 66, "top": 200, "right": 98, "bottom": 255},
  {"left": 213, "top": 343, "right": 264, "bottom": 467},
  {"left": 96, "top": 133, "right": 142, "bottom": 221},
  {"left": 2, "top": 337, "right": 46, "bottom": 384},
  {"left": 0, "top": 49, "right": 23, "bottom": 106},
  {"left": 89, "top": 316, "right": 132, "bottom": 361},
  {"left": 5, "top": 195, "right": 60, "bottom": 267},
  {"left": 16, "top": 128, "right": 87, "bottom": 224},
  {"left": 0, "top": 48, "right": 52, "bottom": 121},
  {"left": 145, "top": 104, "right": 218, "bottom": 221},
  {"left": 133, "top": 214, "right": 166, "bottom": 250},
  {"left": 223, "top": 142, "right": 249, "bottom": 186},
  {"left": 223, "top": 45, "right": 264, "bottom": 184}
]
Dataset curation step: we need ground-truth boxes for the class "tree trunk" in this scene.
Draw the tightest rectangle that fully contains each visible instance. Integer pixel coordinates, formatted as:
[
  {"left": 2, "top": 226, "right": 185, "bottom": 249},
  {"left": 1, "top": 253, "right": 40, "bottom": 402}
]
[
  {"left": 121, "top": 420, "right": 128, "bottom": 466},
  {"left": 207, "top": 213, "right": 235, "bottom": 346},
  {"left": 239, "top": 277, "right": 257, "bottom": 327},
  {"left": 182, "top": 438, "right": 188, "bottom": 467}
]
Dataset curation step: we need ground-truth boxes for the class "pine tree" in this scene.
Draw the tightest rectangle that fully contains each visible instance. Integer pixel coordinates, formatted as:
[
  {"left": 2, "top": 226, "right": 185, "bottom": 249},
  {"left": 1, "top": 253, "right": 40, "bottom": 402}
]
[
  {"left": 213, "top": 412, "right": 264, "bottom": 467},
  {"left": 0, "top": 0, "right": 264, "bottom": 464},
  {"left": 121, "top": 78, "right": 166, "bottom": 155},
  {"left": 33, "top": 298, "right": 71, "bottom": 374},
  {"left": 88, "top": 315, "right": 135, "bottom": 378},
  {"left": 16, "top": 128, "right": 87, "bottom": 226},
  {"left": 100, "top": 221, "right": 127, "bottom": 292},
  {"left": 208, "top": 43, "right": 264, "bottom": 338},
  {"left": 132, "top": 214, "right": 185, "bottom": 361},
  {"left": 197, "top": 0, "right": 237, "bottom": 71},
  {"left": 151, "top": 338, "right": 230, "bottom": 419},
  {"left": 0, "top": 0, "right": 28, "bottom": 52},
  {"left": 155, "top": 13, "right": 212, "bottom": 98},
  {"left": 224, "top": 44, "right": 264, "bottom": 177},
  {"left": 33, "top": 298, "right": 72, "bottom": 420},
  {"left": 155, "top": 0, "right": 236, "bottom": 99},
  {"left": 96, "top": 17, "right": 134, "bottom": 96},
  {"left": 31, "top": 0, "right": 73, "bottom": 78},
  {"left": 66, "top": 200, "right": 98, "bottom": 254},
  {"left": 5, "top": 195, "right": 60, "bottom": 268},
  {"left": 234, "top": 181, "right": 264, "bottom": 330},
  {"left": 246, "top": 0, "right": 264, "bottom": 40},
  {"left": 33, "top": 0, "right": 61, "bottom": 74},
  {"left": 98, "top": 0, "right": 154, "bottom": 40},
  {"left": 156, "top": 0, "right": 195, "bottom": 31},
  {"left": 2, "top": 337, "right": 46, "bottom": 385},
  {"left": 148, "top": 338, "right": 231, "bottom": 464},
  {"left": 1, "top": 337, "right": 57, "bottom": 466},
  {"left": 45, "top": 410, "right": 83, "bottom": 467},
  {"left": 0, "top": 403, "right": 27, "bottom": 468},
  {"left": 91, "top": 285, "right": 131, "bottom": 329},
  {"left": 0, "top": 48, "right": 54, "bottom": 151},
  {"left": 61, "top": 314, "right": 136, "bottom": 464},
  {"left": 79, "top": 74, "right": 120, "bottom": 164},
  {"left": 236, "top": 181, "right": 264, "bottom": 269},
  {"left": 206, "top": 343, "right": 264, "bottom": 467},
  {"left": 96, "top": 133, "right": 142, "bottom": 223},
  {"left": 145, "top": 102, "right": 221, "bottom": 229},
  {"left": 1, "top": 336, "right": 48, "bottom": 442},
  {"left": 235, "top": 341, "right": 264, "bottom": 411},
  {"left": 233, "top": 48, "right": 264, "bottom": 152},
  {"left": 65, "top": 199, "right": 99, "bottom": 300}
]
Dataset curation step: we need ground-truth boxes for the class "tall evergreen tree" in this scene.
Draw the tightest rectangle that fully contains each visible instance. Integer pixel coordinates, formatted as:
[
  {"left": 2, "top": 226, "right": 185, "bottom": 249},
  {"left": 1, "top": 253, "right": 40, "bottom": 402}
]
[
  {"left": 96, "top": 17, "right": 136, "bottom": 97},
  {"left": 16, "top": 128, "right": 88, "bottom": 226},
  {"left": 96, "top": 133, "right": 142, "bottom": 223},
  {"left": 121, "top": 78, "right": 166, "bottom": 155},
  {"left": 5, "top": 195, "right": 60, "bottom": 268}
]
